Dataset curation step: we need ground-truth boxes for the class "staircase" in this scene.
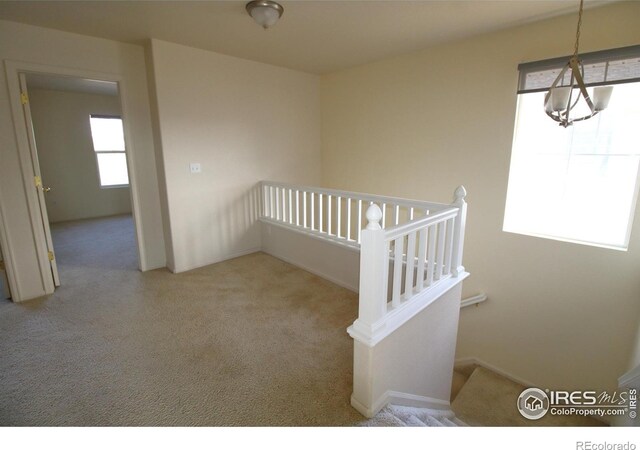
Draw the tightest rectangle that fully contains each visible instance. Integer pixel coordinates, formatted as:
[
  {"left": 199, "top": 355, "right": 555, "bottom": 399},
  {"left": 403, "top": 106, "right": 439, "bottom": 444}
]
[
  {"left": 451, "top": 365, "right": 606, "bottom": 426},
  {"left": 362, "top": 364, "right": 609, "bottom": 426},
  {"left": 359, "top": 405, "right": 466, "bottom": 427}
]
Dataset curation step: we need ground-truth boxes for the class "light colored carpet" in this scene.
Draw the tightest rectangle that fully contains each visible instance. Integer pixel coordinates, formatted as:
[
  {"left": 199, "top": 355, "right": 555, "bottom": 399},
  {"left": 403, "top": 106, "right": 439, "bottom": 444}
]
[
  {"left": 451, "top": 367, "right": 605, "bottom": 426},
  {"left": 0, "top": 215, "right": 364, "bottom": 426}
]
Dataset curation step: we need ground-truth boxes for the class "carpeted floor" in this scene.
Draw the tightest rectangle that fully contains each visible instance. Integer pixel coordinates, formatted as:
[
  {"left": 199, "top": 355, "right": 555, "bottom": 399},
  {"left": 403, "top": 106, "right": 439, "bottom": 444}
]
[{"left": 0, "top": 215, "right": 364, "bottom": 426}]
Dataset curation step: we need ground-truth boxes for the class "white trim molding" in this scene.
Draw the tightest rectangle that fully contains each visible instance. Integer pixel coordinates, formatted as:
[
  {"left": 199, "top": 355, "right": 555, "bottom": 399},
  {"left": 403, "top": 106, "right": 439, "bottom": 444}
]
[
  {"left": 619, "top": 364, "right": 640, "bottom": 388},
  {"left": 455, "top": 356, "right": 537, "bottom": 388}
]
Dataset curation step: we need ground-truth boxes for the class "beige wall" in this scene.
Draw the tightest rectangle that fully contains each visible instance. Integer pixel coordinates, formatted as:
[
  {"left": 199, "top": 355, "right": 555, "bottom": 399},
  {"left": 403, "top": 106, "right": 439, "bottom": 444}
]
[
  {"left": 28, "top": 88, "right": 132, "bottom": 223},
  {"left": 0, "top": 20, "right": 166, "bottom": 301},
  {"left": 147, "top": 39, "right": 322, "bottom": 272},
  {"left": 320, "top": 2, "right": 640, "bottom": 392}
]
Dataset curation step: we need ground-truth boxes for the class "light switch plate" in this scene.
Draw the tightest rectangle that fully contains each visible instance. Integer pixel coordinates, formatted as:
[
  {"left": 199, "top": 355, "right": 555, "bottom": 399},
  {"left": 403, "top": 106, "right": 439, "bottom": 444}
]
[{"left": 190, "top": 163, "right": 201, "bottom": 174}]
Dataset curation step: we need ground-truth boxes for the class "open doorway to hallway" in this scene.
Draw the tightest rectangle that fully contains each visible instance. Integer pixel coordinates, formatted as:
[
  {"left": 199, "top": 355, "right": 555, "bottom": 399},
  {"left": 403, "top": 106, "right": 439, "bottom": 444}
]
[
  {"left": 24, "top": 73, "right": 139, "bottom": 288},
  {"left": 0, "top": 241, "right": 10, "bottom": 300}
]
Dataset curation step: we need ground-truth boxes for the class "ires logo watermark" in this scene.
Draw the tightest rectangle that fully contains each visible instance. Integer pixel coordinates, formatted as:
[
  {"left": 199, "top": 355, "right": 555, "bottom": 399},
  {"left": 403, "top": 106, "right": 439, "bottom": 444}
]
[
  {"left": 517, "top": 388, "right": 549, "bottom": 420},
  {"left": 517, "top": 387, "right": 637, "bottom": 420}
]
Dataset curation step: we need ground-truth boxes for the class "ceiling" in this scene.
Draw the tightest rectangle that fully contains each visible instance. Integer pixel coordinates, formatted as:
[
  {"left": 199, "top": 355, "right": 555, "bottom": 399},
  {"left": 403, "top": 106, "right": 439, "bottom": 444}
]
[
  {"left": 26, "top": 73, "right": 119, "bottom": 96},
  {"left": 0, "top": 1, "right": 615, "bottom": 74}
]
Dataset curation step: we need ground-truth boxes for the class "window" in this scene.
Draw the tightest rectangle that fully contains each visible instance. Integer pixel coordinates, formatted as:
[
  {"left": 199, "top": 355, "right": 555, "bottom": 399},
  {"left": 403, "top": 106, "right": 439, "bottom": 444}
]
[
  {"left": 504, "top": 46, "right": 640, "bottom": 250},
  {"left": 89, "top": 115, "right": 129, "bottom": 187}
]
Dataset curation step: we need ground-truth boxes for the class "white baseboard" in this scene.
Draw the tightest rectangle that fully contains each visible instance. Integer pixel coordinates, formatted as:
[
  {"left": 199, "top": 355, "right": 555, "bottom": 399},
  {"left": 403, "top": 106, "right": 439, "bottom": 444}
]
[
  {"left": 455, "top": 356, "right": 536, "bottom": 388},
  {"left": 619, "top": 364, "right": 640, "bottom": 388},
  {"left": 170, "top": 247, "right": 262, "bottom": 274},
  {"left": 352, "top": 390, "right": 451, "bottom": 418},
  {"left": 262, "top": 249, "right": 359, "bottom": 292}
]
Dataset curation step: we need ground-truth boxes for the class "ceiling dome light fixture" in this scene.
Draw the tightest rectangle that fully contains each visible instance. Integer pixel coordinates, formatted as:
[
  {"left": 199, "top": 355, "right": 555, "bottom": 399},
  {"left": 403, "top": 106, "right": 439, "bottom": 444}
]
[
  {"left": 544, "top": 0, "right": 613, "bottom": 127},
  {"left": 246, "top": 0, "right": 284, "bottom": 29}
]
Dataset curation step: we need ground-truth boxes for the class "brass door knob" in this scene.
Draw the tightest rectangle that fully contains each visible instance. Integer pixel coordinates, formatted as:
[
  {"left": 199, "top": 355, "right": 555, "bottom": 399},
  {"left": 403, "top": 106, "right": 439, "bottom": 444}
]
[{"left": 42, "top": 186, "right": 51, "bottom": 193}]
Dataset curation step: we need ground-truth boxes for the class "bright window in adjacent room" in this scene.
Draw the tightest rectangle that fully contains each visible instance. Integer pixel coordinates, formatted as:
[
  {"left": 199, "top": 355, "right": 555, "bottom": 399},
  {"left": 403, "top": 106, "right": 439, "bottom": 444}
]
[
  {"left": 504, "top": 46, "right": 640, "bottom": 250},
  {"left": 89, "top": 115, "right": 129, "bottom": 187}
]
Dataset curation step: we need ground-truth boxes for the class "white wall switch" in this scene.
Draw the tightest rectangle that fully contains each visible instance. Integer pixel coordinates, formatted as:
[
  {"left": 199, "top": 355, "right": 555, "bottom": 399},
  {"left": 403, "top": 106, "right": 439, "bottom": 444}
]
[{"left": 190, "top": 163, "right": 201, "bottom": 174}]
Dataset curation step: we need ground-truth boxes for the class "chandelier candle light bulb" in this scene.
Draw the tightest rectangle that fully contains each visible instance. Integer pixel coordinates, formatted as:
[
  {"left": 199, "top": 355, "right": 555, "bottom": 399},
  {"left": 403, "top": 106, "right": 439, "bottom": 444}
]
[{"left": 593, "top": 86, "right": 614, "bottom": 111}]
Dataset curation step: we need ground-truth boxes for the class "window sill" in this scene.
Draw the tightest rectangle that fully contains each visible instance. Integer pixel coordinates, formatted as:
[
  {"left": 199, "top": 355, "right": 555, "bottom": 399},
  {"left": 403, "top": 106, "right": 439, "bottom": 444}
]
[
  {"left": 502, "top": 228, "right": 628, "bottom": 252},
  {"left": 100, "top": 184, "right": 130, "bottom": 190}
]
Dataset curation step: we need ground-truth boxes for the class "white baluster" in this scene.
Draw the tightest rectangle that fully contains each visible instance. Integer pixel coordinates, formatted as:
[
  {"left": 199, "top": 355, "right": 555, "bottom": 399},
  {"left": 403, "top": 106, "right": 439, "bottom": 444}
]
[
  {"left": 337, "top": 196, "right": 342, "bottom": 238},
  {"left": 451, "top": 186, "right": 467, "bottom": 277},
  {"left": 382, "top": 203, "right": 386, "bottom": 228},
  {"left": 444, "top": 218, "right": 454, "bottom": 275},
  {"left": 303, "top": 191, "right": 307, "bottom": 228},
  {"left": 404, "top": 231, "right": 416, "bottom": 298},
  {"left": 357, "top": 199, "right": 363, "bottom": 243},
  {"left": 288, "top": 189, "right": 293, "bottom": 224},
  {"left": 394, "top": 204, "right": 400, "bottom": 225},
  {"left": 347, "top": 198, "right": 352, "bottom": 241},
  {"left": 435, "top": 221, "right": 446, "bottom": 280},
  {"left": 328, "top": 195, "right": 332, "bottom": 235},
  {"left": 416, "top": 228, "right": 427, "bottom": 291},
  {"left": 295, "top": 190, "right": 300, "bottom": 226},
  {"left": 392, "top": 236, "right": 404, "bottom": 307},
  {"left": 319, "top": 193, "right": 324, "bottom": 233},
  {"left": 410, "top": 207, "right": 414, "bottom": 220},
  {"left": 311, "top": 192, "right": 315, "bottom": 230},
  {"left": 426, "top": 224, "right": 436, "bottom": 286},
  {"left": 281, "top": 187, "right": 286, "bottom": 222},
  {"left": 275, "top": 187, "right": 280, "bottom": 221}
]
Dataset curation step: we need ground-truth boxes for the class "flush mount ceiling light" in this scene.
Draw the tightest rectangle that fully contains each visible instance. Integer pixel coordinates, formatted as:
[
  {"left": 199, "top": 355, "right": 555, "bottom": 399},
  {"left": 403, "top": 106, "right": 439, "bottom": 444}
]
[
  {"left": 246, "top": 0, "right": 284, "bottom": 29},
  {"left": 544, "top": 0, "right": 613, "bottom": 127}
]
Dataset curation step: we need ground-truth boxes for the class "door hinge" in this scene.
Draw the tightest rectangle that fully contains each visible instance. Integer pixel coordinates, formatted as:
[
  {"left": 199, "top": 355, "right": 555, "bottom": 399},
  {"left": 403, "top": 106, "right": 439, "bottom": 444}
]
[
  {"left": 20, "top": 91, "right": 29, "bottom": 105},
  {"left": 48, "top": 251, "right": 54, "bottom": 261},
  {"left": 34, "top": 176, "right": 42, "bottom": 188}
]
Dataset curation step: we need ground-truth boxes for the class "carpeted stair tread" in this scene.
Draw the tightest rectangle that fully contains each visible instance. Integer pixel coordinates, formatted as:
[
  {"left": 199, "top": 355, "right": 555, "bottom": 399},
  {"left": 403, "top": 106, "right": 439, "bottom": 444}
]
[
  {"left": 440, "top": 417, "right": 458, "bottom": 427},
  {"left": 403, "top": 415, "right": 428, "bottom": 427},
  {"left": 423, "top": 415, "right": 445, "bottom": 426},
  {"left": 358, "top": 407, "right": 407, "bottom": 427},
  {"left": 361, "top": 404, "right": 463, "bottom": 427},
  {"left": 451, "top": 366, "right": 606, "bottom": 427}
]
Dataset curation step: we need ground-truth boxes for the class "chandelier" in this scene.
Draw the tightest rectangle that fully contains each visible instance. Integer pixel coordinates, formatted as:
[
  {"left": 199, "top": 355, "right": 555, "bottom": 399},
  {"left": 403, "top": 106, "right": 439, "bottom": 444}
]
[{"left": 544, "top": 0, "right": 613, "bottom": 127}]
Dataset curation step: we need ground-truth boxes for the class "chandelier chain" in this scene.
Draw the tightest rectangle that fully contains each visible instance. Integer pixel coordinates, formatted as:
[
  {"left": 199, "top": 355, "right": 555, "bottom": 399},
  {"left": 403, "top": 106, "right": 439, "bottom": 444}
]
[{"left": 573, "top": 0, "right": 584, "bottom": 57}]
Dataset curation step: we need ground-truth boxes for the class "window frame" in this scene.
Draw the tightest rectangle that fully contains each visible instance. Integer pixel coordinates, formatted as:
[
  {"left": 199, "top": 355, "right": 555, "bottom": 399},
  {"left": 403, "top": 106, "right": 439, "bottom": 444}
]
[
  {"left": 504, "top": 46, "right": 640, "bottom": 251},
  {"left": 89, "top": 114, "right": 130, "bottom": 189}
]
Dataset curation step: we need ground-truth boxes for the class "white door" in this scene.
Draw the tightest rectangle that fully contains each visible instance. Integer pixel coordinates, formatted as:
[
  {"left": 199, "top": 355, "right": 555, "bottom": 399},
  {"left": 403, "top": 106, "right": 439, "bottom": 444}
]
[{"left": 18, "top": 73, "right": 60, "bottom": 287}]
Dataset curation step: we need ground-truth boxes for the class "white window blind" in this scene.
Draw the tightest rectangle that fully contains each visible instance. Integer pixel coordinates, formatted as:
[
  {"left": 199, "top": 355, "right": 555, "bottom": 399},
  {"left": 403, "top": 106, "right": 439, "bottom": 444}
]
[{"left": 518, "top": 45, "right": 640, "bottom": 93}]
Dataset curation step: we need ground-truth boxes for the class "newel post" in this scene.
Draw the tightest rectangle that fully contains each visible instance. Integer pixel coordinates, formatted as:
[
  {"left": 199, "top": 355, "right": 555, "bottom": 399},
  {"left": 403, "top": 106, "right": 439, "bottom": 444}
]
[
  {"left": 451, "top": 185, "right": 467, "bottom": 277},
  {"left": 355, "top": 204, "right": 388, "bottom": 337}
]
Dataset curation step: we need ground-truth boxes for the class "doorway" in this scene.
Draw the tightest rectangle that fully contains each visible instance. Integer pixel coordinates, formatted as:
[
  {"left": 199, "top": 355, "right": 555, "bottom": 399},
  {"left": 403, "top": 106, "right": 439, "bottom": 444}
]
[
  {"left": 14, "top": 71, "right": 141, "bottom": 293},
  {"left": 0, "top": 241, "right": 10, "bottom": 300}
]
